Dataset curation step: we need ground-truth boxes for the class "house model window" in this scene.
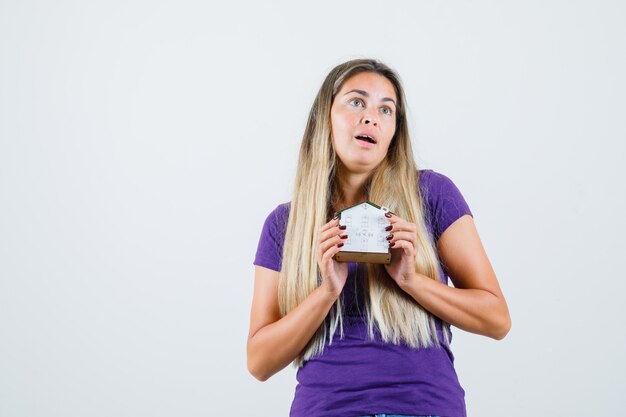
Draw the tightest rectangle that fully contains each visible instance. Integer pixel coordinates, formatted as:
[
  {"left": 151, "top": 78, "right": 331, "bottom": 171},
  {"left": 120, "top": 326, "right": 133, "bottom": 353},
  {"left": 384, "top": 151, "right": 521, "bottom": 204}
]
[{"left": 333, "top": 201, "right": 392, "bottom": 264}]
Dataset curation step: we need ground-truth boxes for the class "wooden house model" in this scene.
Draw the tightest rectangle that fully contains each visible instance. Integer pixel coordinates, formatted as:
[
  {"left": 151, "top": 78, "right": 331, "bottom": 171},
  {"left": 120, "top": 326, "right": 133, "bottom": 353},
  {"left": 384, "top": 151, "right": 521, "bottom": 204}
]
[{"left": 333, "top": 201, "right": 391, "bottom": 264}]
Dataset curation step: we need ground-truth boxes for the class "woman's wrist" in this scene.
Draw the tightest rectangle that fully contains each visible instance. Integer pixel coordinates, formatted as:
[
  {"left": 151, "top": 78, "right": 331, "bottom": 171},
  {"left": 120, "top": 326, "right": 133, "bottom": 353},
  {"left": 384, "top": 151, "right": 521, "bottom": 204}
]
[
  {"left": 314, "top": 285, "right": 340, "bottom": 307},
  {"left": 397, "top": 270, "right": 428, "bottom": 293}
]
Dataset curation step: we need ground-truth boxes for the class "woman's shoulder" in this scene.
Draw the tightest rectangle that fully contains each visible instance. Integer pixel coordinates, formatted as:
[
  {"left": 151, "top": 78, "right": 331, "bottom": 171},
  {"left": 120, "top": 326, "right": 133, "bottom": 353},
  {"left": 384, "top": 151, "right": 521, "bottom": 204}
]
[
  {"left": 418, "top": 168, "right": 454, "bottom": 197},
  {"left": 254, "top": 202, "right": 291, "bottom": 271},
  {"left": 418, "top": 168, "right": 451, "bottom": 187},
  {"left": 273, "top": 201, "right": 291, "bottom": 218},
  {"left": 417, "top": 168, "right": 473, "bottom": 240},
  {"left": 262, "top": 201, "right": 291, "bottom": 231},
  {"left": 418, "top": 168, "right": 467, "bottom": 196}
]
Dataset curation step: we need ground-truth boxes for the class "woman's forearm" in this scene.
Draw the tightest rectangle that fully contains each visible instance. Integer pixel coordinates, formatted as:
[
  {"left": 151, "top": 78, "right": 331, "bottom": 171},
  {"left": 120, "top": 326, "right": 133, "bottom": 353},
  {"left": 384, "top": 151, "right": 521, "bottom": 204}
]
[
  {"left": 400, "top": 272, "right": 511, "bottom": 340},
  {"left": 247, "top": 287, "right": 338, "bottom": 381}
]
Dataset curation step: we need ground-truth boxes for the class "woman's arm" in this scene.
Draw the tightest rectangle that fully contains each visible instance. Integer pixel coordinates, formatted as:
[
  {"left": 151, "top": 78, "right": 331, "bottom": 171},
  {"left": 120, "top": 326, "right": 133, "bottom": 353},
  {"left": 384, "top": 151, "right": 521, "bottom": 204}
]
[
  {"left": 400, "top": 215, "right": 511, "bottom": 340},
  {"left": 248, "top": 216, "right": 348, "bottom": 381},
  {"left": 246, "top": 266, "right": 338, "bottom": 381}
]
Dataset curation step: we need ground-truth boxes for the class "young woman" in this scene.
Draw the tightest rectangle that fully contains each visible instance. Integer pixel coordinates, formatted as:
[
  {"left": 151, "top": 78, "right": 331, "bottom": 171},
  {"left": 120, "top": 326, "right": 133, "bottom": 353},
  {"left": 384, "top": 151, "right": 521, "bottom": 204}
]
[{"left": 247, "top": 58, "right": 511, "bottom": 417}]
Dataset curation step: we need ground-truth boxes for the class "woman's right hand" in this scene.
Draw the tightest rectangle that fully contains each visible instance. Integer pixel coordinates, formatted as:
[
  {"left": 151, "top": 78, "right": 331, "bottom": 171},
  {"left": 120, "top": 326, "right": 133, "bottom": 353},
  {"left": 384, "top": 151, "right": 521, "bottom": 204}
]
[{"left": 316, "top": 216, "right": 349, "bottom": 298}]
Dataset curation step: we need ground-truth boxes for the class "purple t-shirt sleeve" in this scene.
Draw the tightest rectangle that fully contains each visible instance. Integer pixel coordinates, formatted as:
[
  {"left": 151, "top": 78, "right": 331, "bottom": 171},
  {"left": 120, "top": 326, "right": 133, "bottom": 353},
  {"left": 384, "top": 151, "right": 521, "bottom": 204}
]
[
  {"left": 422, "top": 170, "right": 473, "bottom": 242},
  {"left": 253, "top": 203, "right": 289, "bottom": 272}
]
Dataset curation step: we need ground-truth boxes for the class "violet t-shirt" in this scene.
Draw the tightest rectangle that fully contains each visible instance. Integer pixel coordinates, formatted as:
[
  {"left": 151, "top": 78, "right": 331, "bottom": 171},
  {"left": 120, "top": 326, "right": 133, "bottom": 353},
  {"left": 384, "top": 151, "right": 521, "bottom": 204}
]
[{"left": 253, "top": 169, "right": 473, "bottom": 417}]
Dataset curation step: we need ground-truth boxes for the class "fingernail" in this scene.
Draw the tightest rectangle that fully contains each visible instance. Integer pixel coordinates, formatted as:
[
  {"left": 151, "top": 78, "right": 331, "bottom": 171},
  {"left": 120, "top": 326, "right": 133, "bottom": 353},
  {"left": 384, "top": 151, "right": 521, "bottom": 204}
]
[
  {"left": 339, "top": 225, "right": 347, "bottom": 230},
  {"left": 340, "top": 235, "right": 348, "bottom": 239},
  {"left": 385, "top": 225, "right": 392, "bottom": 231},
  {"left": 385, "top": 212, "right": 392, "bottom": 218},
  {"left": 333, "top": 215, "right": 339, "bottom": 220},
  {"left": 386, "top": 233, "right": 393, "bottom": 240},
  {"left": 389, "top": 242, "right": 395, "bottom": 247},
  {"left": 337, "top": 243, "right": 344, "bottom": 248}
]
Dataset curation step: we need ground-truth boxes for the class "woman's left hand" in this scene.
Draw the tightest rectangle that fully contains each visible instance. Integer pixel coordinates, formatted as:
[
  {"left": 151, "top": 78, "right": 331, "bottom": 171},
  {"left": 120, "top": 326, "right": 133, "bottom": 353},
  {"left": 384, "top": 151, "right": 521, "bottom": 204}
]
[{"left": 383, "top": 212, "right": 418, "bottom": 288}]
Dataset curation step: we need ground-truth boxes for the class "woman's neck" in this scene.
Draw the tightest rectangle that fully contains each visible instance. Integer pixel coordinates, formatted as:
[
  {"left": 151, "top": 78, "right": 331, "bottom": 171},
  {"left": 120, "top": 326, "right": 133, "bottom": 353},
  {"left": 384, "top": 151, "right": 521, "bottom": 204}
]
[{"left": 334, "top": 165, "right": 370, "bottom": 211}]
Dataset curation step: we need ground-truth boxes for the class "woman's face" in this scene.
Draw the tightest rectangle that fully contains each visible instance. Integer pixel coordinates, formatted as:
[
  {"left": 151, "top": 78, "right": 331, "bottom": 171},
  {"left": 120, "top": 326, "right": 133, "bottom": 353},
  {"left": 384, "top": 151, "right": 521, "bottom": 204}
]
[{"left": 330, "top": 71, "right": 398, "bottom": 174}]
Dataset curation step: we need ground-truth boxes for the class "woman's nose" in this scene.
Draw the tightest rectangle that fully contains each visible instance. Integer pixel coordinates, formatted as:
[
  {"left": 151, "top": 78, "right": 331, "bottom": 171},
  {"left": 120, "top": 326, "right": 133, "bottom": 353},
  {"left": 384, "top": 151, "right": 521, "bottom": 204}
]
[{"left": 361, "top": 110, "right": 378, "bottom": 126}]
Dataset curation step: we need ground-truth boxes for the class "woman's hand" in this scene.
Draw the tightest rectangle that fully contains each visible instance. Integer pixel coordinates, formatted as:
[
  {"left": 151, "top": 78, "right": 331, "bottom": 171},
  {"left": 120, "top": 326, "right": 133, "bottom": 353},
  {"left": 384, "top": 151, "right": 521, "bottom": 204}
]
[
  {"left": 383, "top": 212, "right": 418, "bottom": 288},
  {"left": 316, "top": 216, "right": 349, "bottom": 298}
]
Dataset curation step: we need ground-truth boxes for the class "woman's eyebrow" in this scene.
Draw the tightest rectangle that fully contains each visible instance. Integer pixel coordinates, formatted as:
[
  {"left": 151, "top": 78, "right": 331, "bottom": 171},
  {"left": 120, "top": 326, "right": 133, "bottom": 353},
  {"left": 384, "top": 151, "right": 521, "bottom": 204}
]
[{"left": 343, "top": 89, "right": 397, "bottom": 107}]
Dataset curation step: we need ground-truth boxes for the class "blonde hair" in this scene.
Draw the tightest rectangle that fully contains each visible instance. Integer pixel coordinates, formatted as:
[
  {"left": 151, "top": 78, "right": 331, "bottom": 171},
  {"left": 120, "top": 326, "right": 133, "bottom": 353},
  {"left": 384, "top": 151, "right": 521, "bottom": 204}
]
[{"left": 279, "top": 58, "right": 449, "bottom": 368}]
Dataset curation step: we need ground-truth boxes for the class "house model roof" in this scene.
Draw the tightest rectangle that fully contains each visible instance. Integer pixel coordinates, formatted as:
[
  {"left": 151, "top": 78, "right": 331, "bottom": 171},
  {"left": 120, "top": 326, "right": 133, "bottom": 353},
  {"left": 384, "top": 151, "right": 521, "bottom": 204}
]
[{"left": 335, "top": 201, "right": 391, "bottom": 256}]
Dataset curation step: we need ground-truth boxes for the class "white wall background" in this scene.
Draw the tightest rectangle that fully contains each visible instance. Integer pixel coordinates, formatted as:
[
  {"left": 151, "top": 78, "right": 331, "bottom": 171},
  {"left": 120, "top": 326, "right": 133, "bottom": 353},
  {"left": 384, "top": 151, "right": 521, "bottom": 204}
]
[{"left": 1, "top": 1, "right": 624, "bottom": 416}]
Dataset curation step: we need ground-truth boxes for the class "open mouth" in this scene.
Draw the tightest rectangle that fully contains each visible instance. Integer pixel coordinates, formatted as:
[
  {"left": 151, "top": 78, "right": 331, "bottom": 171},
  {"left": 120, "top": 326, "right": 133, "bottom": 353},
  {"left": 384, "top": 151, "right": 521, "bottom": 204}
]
[{"left": 355, "top": 135, "right": 376, "bottom": 144}]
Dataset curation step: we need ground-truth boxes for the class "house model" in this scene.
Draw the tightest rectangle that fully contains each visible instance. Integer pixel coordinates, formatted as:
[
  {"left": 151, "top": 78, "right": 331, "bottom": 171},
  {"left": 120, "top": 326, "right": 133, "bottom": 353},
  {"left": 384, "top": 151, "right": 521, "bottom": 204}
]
[{"left": 333, "top": 201, "right": 392, "bottom": 264}]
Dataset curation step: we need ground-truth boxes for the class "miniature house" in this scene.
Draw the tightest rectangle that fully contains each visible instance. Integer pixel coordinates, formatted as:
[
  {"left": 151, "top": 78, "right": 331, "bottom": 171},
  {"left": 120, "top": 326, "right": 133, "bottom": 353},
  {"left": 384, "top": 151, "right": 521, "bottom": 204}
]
[{"left": 333, "top": 201, "right": 391, "bottom": 264}]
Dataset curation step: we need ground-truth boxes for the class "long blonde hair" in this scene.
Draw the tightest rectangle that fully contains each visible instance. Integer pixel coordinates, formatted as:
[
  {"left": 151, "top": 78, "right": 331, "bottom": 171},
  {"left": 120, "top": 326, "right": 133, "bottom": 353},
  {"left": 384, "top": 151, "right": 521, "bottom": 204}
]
[{"left": 279, "top": 59, "right": 448, "bottom": 368}]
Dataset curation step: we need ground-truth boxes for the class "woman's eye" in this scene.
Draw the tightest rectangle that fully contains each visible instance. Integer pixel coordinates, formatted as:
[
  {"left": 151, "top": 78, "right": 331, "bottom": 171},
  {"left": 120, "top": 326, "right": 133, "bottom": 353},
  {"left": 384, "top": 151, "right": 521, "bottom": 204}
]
[
  {"left": 381, "top": 107, "right": 393, "bottom": 116},
  {"left": 350, "top": 98, "right": 364, "bottom": 107}
]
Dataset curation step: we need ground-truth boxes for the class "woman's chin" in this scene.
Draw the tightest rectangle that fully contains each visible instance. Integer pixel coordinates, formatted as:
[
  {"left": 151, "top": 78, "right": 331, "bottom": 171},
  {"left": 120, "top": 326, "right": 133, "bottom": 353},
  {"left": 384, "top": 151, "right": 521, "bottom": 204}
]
[{"left": 340, "top": 158, "right": 381, "bottom": 174}]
